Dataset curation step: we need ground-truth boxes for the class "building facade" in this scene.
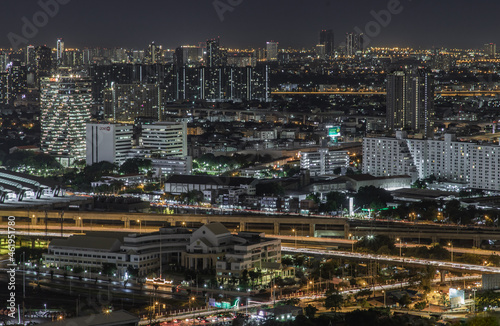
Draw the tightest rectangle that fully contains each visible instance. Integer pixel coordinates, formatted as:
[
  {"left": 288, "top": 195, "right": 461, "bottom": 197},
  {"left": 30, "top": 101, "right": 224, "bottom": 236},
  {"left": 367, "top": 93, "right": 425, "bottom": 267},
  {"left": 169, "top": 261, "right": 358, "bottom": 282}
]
[
  {"left": 140, "top": 122, "right": 187, "bottom": 156},
  {"left": 40, "top": 76, "right": 92, "bottom": 167},
  {"left": 86, "top": 123, "right": 134, "bottom": 166},
  {"left": 363, "top": 132, "right": 500, "bottom": 191},
  {"left": 300, "top": 149, "right": 349, "bottom": 176}
]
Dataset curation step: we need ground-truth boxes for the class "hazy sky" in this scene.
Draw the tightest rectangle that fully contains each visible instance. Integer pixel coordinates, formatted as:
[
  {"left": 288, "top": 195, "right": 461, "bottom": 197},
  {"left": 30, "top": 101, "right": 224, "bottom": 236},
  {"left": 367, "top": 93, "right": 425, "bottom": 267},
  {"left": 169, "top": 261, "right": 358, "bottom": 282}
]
[{"left": 1, "top": 0, "right": 498, "bottom": 49}]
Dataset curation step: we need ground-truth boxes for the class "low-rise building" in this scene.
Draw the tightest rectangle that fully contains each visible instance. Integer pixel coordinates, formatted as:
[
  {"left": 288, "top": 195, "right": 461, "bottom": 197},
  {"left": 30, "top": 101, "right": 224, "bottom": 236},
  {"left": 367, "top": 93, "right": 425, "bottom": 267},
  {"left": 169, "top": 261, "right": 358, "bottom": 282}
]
[{"left": 181, "top": 223, "right": 281, "bottom": 280}]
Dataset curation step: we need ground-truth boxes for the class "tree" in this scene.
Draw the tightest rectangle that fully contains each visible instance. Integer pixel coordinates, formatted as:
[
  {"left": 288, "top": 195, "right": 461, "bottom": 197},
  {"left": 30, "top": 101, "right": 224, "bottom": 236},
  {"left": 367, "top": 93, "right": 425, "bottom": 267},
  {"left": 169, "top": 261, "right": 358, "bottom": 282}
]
[
  {"left": 466, "top": 316, "right": 500, "bottom": 326},
  {"left": 304, "top": 304, "right": 317, "bottom": 319},
  {"left": 398, "top": 293, "right": 412, "bottom": 307},
  {"left": 355, "top": 186, "right": 393, "bottom": 209},
  {"left": 324, "top": 292, "right": 343, "bottom": 311},
  {"left": 102, "top": 263, "right": 117, "bottom": 276},
  {"left": 414, "top": 301, "right": 427, "bottom": 310}
]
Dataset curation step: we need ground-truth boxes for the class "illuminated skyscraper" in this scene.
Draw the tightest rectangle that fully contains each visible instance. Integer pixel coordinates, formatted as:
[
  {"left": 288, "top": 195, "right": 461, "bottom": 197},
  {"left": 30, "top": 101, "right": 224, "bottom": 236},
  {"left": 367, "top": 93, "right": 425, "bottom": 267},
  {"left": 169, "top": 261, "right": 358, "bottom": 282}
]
[
  {"left": 386, "top": 63, "right": 434, "bottom": 135},
  {"left": 484, "top": 43, "right": 497, "bottom": 58},
  {"left": 40, "top": 76, "right": 92, "bottom": 167},
  {"left": 266, "top": 41, "right": 278, "bottom": 61},
  {"left": 206, "top": 38, "right": 223, "bottom": 67},
  {"left": 56, "top": 38, "right": 65, "bottom": 65},
  {"left": 146, "top": 41, "right": 162, "bottom": 64},
  {"left": 345, "top": 33, "right": 364, "bottom": 56},
  {"left": 35, "top": 45, "right": 52, "bottom": 82},
  {"left": 319, "top": 29, "right": 334, "bottom": 56}
]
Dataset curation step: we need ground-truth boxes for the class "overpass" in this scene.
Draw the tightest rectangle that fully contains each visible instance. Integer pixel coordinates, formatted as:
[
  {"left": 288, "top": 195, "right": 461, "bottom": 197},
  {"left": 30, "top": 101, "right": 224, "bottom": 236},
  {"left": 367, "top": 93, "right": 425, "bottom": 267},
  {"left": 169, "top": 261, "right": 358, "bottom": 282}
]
[
  {"left": 283, "top": 247, "right": 500, "bottom": 276},
  {"left": 271, "top": 90, "right": 500, "bottom": 97},
  {"left": 2, "top": 209, "right": 500, "bottom": 246}
]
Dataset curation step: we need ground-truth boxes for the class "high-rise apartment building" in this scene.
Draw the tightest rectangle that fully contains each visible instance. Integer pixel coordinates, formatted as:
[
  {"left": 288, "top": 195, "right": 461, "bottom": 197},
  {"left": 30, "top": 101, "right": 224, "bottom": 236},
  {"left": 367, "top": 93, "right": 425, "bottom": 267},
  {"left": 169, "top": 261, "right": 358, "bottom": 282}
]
[
  {"left": 206, "top": 38, "right": 223, "bottom": 67},
  {"left": 484, "top": 43, "right": 497, "bottom": 58},
  {"left": 386, "top": 63, "right": 434, "bottom": 135},
  {"left": 40, "top": 76, "right": 92, "bottom": 167},
  {"left": 103, "top": 83, "right": 163, "bottom": 122},
  {"left": 266, "top": 41, "right": 278, "bottom": 61},
  {"left": 345, "top": 33, "right": 364, "bottom": 56},
  {"left": 363, "top": 132, "right": 500, "bottom": 191},
  {"left": 319, "top": 29, "right": 334, "bottom": 56},
  {"left": 35, "top": 46, "right": 52, "bottom": 80},
  {"left": 86, "top": 123, "right": 133, "bottom": 166},
  {"left": 56, "top": 38, "right": 65, "bottom": 65}
]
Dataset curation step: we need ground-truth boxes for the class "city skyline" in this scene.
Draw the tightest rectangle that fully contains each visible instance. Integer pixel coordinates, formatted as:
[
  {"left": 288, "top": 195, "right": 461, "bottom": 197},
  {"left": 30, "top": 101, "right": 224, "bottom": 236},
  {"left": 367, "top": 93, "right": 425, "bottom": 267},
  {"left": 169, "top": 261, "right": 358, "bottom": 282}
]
[{"left": 1, "top": 0, "right": 500, "bottom": 49}]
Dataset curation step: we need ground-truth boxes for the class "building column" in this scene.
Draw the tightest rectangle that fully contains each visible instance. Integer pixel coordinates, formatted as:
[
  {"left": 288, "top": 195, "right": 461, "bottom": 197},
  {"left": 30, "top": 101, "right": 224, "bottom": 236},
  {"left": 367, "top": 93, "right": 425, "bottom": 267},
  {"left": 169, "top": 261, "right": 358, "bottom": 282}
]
[
  {"left": 273, "top": 222, "right": 280, "bottom": 235},
  {"left": 344, "top": 223, "right": 350, "bottom": 239},
  {"left": 309, "top": 224, "right": 315, "bottom": 237},
  {"left": 440, "top": 271, "right": 446, "bottom": 283}
]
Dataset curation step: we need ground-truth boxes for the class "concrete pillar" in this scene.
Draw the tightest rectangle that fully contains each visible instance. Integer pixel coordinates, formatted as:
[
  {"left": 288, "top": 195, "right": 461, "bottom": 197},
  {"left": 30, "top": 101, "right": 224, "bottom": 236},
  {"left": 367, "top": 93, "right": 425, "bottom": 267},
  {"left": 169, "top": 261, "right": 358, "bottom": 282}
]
[
  {"left": 440, "top": 271, "right": 445, "bottom": 283},
  {"left": 239, "top": 222, "right": 246, "bottom": 232},
  {"left": 431, "top": 236, "right": 438, "bottom": 244},
  {"left": 30, "top": 215, "right": 38, "bottom": 225},
  {"left": 344, "top": 224, "right": 350, "bottom": 239},
  {"left": 273, "top": 222, "right": 280, "bottom": 235},
  {"left": 123, "top": 218, "right": 130, "bottom": 228},
  {"left": 309, "top": 224, "right": 315, "bottom": 237}
]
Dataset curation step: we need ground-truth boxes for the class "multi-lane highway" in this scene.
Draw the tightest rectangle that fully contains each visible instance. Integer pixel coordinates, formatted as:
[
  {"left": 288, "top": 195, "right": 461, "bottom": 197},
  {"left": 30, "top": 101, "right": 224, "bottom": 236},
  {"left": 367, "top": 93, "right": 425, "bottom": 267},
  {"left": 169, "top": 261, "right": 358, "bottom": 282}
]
[{"left": 282, "top": 247, "right": 500, "bottom": 274}]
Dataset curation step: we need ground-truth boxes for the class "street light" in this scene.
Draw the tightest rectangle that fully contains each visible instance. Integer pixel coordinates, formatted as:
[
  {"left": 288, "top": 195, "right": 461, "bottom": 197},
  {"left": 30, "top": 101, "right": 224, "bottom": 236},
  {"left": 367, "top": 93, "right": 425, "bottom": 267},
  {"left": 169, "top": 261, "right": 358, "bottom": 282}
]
[
  {"left": 292, "top": 229, "right": 297, "bottom": 248},
  {"left": 396, "top": 238, "right": 402, "bottom": 257},
  {"left": 78, "top": 217, "right": 82, "bottom": 234},
  {"left": 349, "top": 233, "right": 353, "bottom": 252},
  {"left": 137, "top": 220, "right": 142, "bottom": 234},
  {"left": 382, "top": 290, "right": 386, "bottom": 307},
  {"left": 448, "top": 242, "right": 453, "bottom": 262}
]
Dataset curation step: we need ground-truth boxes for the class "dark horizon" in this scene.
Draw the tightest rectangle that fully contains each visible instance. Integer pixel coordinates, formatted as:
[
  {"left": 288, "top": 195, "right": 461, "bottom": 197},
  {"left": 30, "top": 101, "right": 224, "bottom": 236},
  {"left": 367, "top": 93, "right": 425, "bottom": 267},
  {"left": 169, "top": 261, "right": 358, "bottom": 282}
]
[{"left": 1, "top": 0, "right": 499, "bottom": 50}]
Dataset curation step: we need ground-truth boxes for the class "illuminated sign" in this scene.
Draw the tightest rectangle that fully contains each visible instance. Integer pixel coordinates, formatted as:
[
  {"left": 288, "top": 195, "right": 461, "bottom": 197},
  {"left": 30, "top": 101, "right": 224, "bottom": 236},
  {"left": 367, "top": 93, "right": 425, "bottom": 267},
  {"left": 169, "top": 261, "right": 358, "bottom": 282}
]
[{"left": 328, "top": 126, "right": 341, "bottom": 138}]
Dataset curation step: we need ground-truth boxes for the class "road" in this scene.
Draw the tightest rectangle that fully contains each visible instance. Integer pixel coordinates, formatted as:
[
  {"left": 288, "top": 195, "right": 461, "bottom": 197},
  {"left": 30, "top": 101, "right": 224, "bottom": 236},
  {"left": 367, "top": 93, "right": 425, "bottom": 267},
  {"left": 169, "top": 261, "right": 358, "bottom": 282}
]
[{"left": 282, "top": 247, "right": 500, "bottom": 274}]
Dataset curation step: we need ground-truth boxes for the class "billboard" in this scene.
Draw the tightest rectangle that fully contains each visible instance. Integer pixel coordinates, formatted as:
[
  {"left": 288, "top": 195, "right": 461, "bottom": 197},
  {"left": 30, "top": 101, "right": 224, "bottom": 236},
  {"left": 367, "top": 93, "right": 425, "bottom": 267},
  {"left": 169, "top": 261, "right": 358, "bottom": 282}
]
[{"left": 328, "top": 126, "right": 341, "bottom": 138}]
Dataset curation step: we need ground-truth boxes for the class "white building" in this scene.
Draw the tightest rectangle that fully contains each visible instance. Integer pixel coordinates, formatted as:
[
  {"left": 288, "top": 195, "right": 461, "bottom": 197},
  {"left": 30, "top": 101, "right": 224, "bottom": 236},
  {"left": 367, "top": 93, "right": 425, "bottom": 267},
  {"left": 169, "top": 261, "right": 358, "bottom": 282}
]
[
  {"left": 40, "top": 76, "right": 92, "bottom": 167},
  {"left": 300, "top": 149, "right": 349, "bottom": 176},
  {"left": 140, "top": 122, "right": 187, "bottom": 157},
  {"left": 86, "top": 123, "right": 133, "bottom": 166},
  {"left": 181, "top": 222, "right": 281, "bottom": 279},
  {"left": 44, "top": 228, "right": 191, "bottom": 278},
  {"left": 363, "top": 132, "right": 500, "bottom": 191}
]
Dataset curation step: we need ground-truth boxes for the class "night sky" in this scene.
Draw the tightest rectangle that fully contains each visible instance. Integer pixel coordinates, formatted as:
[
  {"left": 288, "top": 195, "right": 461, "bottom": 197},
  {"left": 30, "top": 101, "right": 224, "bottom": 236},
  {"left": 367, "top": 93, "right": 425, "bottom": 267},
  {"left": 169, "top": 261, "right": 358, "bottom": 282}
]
[{"left": 1, "top": 0, "right": 498, "bottom": 49}]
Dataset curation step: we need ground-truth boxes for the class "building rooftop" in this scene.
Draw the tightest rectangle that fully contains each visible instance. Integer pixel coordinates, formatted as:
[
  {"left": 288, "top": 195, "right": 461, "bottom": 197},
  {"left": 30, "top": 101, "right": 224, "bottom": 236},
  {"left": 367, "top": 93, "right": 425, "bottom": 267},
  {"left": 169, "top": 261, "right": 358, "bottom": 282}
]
[
  {"left": 205, "top": 222, "right": 231, "bottom": 236},
  {"left": 38, "top": 310, "right": 139, "bottom": 326},
  {"left": 165, "top": 174, "right": 257, "bottom": 186},
  {"left": 49, "top": 235, "right": 122, "bottom": 251}
]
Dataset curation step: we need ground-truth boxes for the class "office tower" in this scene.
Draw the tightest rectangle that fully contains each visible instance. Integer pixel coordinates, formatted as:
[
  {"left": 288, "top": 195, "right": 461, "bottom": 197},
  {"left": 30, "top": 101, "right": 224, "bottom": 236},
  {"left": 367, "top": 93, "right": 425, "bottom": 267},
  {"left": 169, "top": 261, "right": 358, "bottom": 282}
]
[
  {"left": 103, "top": 83, "right": 163, "bottom": 122},
  {"left": 86, "top": 123, "right": 133, "bottom": 166},
  {"left": 35, "top": 45, "right": 52, "bottom": 79},
  {"left": 146, "top": 42, "right": 162, "bottom": 64},
  {"left": 140, "top": 122, "right": 187, "bottom": 157},
  {"left": 0, "top": 73, "right": 8, "bottom": 105},
  {"left": 300, "top": 149, "right": 349, "bottom": 176},
  {"left": 319, "top": 29, "right": 334, "bottom": 56},
  {"left": 266, "top": 41, "right": 278, "bottom": 61},
  {"left": 315, "top": 44, "right": 326, "bottom": 59},
  {"left": 175, "top": 46, "right": 203, "bottom": 67},
  {"left": 40, "top": 76, "right": 92, "bottom": 167},
  {"left": 26, "top": 45, "right": 36, "bottom": 68},
  {"left": 485, "top": 43, "right": 497, "bottom": 58},
  {"left": 345, "top": 33, "right": 364, "bottom": 56},
  {"left": 206, "top": 38, "right": 223, "bottom": 67},
  {"left": 56, "top": 38, "right": 64, "bottom": 65},
  {"left": 386, "top": 63, "right": 434, "bottom": 135},
  {"left": 0, "top": 52, "right": 8, "bottom": 72},
  {"left": 64, "top": 49, "right": 83, "bottom": 67},
  {"left": 7, "top": 60, "right": 27, "bottom": 99}
]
